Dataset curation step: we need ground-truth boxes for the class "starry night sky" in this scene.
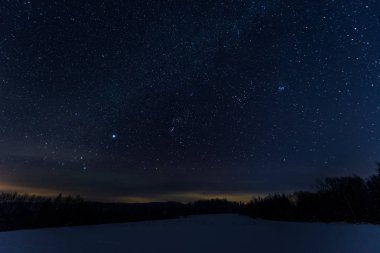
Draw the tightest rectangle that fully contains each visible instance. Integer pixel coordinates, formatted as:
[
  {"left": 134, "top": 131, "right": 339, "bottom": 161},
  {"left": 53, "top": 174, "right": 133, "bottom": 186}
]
[{"left": 1, "top": 0, "right": 380, "bottom": 202}]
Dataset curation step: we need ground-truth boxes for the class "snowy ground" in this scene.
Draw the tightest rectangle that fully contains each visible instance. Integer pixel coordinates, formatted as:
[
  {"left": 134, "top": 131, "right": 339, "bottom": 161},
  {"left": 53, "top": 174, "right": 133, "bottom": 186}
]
[{"left": 0, "top": 214, "right": 379, "bottom": 253}]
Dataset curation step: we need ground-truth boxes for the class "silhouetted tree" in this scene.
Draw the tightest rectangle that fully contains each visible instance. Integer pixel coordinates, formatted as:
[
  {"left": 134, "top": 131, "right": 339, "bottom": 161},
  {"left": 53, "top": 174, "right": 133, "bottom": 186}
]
[{"left": 367, "top": 163, "right": 380, "bottom": 223}]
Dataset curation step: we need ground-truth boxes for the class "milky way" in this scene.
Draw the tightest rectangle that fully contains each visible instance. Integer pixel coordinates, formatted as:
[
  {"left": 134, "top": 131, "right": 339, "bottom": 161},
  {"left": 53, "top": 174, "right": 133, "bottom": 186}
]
[{"left": 0, "top": 0, "right": 380, "bottom": 202}]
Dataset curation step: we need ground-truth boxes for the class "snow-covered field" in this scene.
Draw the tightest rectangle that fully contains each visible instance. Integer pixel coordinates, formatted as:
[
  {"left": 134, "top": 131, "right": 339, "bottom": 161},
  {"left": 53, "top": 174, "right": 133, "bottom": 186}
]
[{"left": 0, "top": 214, "right": 379, "bottom": 253}]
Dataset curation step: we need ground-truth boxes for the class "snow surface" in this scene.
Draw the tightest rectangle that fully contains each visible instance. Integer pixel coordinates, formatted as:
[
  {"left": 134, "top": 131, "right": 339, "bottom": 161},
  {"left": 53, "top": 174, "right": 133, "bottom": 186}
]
[{"left": 0, "top": 214, "right": 379, "bottom": 253}]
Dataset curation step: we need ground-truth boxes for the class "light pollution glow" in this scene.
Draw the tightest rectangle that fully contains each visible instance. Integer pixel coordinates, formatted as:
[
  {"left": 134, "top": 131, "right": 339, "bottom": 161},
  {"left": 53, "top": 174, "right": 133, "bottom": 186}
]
[{"left": 0, "top": 181, "right": 264, "bottom": 203}]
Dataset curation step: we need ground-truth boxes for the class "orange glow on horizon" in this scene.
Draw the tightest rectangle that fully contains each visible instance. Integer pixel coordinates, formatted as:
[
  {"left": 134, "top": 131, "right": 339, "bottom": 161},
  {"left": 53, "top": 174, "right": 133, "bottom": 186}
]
[
  {"left": 111, "top": 192, "right": 266, "bottom": 203},
  {"left": 0, "top": 181, "right": 265, "bottom": 203}
]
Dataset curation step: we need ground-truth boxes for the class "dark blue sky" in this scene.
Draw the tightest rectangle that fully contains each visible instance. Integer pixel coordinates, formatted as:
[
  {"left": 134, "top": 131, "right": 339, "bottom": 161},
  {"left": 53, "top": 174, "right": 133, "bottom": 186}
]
[{"left": 0, "top": 0, "right": 379, "bottom": 202}]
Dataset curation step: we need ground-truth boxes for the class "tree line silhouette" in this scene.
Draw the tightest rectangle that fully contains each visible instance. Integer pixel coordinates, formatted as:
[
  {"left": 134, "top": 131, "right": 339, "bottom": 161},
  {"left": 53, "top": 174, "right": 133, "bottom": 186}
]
[
  {"left": 243, "top": 164, "right": 380, "bottom": 223},
  {"left": 1, "top": 165, "right": 380, "bottom": 231},
  {"left": 0, "top": 194, "right": 241, "bottom": 231}
]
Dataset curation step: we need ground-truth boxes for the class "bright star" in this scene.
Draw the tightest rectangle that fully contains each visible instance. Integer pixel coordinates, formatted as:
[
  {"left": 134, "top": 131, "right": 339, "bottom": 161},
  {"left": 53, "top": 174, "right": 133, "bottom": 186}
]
[{"left": 112, "top": 134, "right": 117, "bottom": 139}]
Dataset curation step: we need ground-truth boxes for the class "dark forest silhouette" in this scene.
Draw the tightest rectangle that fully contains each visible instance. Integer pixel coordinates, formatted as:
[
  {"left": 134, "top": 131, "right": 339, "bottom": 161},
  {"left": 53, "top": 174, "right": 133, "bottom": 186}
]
[
  {"left": 243, "top": 164, "right": 380, "bottom": 223},
  {"left": 2, "top": 165, "right": 380, "bottom": 231}
]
